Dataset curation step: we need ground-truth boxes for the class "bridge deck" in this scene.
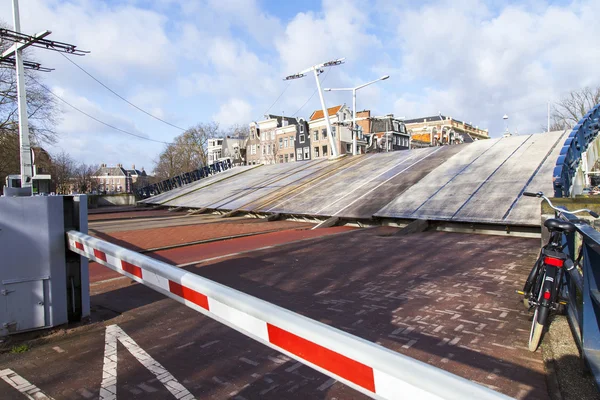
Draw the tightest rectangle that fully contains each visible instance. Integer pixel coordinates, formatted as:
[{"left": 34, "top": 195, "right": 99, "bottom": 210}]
[{"left": 142, "top": 131, "right": 568, "bottom": 227}]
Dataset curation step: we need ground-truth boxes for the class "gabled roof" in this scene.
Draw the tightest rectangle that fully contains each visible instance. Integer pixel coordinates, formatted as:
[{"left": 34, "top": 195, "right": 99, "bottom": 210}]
[
  {"left": 94, "top": 166, "right": 127, "bottom": 177},
  {"left": 263, "top": 114, "right": 298, "bottom": 126},
  {"left": 310, "top": 105, "right": 343, "bottom": 121},
  {"left": 126, "top": 169, "right": 147, "bottom": 176}
]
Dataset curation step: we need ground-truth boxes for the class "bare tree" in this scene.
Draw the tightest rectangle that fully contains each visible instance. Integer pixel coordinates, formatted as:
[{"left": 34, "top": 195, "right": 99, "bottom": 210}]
[
  {"left": 153, "top": 122, "right": 221, "bottom": 180},
  {"left": 551, "top": 86, "right": 600, "bottom": 130},
  {"left": 225, "top": 123, "right": 249, "bottom": 139},
  {"left": 50, "top": 151, "right": 76, "bottom": 194},
  {"left": 73, "top": 163, "right": 99, "bottom": 193}
]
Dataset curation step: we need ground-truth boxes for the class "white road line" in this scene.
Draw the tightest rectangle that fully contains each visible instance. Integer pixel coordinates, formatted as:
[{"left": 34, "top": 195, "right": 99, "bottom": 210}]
[
  {"left": 332, "top": 147, "right": 443, "bottom": 217},
  {"left": 315, "top": 151, "right": 422, "bottom": 215},
  {"left": 101, "top": 324, "right": 195, "bottom": 400},
  {"left": 0, "top": 368, "right": 54, "bottom": 399}
]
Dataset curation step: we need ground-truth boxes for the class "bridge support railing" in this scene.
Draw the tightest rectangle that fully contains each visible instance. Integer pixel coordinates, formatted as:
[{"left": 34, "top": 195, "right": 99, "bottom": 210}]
[
  {"left": 561, "top": 214, "right": 600, "bottom": 390},
  {"left": 67, "top": 230, "right": 510, "bottom": 400},
  {"left": 553, "top": 103, "right": 600, "bottom": 197}
]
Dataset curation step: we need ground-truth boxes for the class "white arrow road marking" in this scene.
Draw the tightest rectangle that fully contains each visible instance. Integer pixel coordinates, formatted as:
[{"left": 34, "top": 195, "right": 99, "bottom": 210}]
[
  {"left": 101, "top": 324, "right": 195, "bottom": 400},
  {"left": 0, "top": 368, "right": 54, "bottom": 399}
]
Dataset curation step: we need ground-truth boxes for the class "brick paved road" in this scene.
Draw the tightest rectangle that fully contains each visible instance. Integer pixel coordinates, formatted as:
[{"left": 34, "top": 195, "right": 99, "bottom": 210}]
[{"left": 0, "top": 227, "right": 548, "bottom": 399}]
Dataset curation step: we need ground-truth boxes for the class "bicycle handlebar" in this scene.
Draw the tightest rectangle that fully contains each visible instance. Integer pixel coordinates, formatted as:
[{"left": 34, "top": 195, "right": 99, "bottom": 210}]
[{"left": 523, "top": 191, "right": 598, "bottom": 218}]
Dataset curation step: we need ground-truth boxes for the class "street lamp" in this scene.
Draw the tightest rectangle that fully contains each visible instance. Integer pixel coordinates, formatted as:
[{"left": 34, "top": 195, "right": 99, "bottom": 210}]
[
  {"left": 325, "top": 75, "right": 390, "bottom": 156},
  {"left": 284, "top": 58, "right": 345, "bottom": 158}
]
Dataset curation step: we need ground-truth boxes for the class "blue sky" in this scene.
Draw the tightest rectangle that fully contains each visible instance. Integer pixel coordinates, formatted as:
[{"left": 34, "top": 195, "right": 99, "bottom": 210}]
[{"left": 2, "top": 0, "right": 599, "bottom": 173}]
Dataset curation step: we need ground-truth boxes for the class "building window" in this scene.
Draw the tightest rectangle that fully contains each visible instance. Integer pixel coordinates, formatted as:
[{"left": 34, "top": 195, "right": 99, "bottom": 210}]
[
  {"left": 283, "top": 138, "right": 288, "bottom": 148},
  {"left": 279, "top": 155, "right": 283, "bottom": 163},
  {"left": 272, "top": 144, "right": 276, "bottom": 154},
  {"left": 300, "top": 125, "right": 304, "bottom": 133},
  {"left": 297, "top": 148, "right": 303, "bottom": 160},
  {"left": 285, "top": 154, "right": 289, "bottom": 163},
  {"left": 299, "top": 134, "right": 305, "bottom": 143},
  {"left": 346, "top": 143, "right": 352, "bottom": 153},
  {"left": 271, "top": 131, "right": 275, "bottom": 140},
  {"left": 314, "top": 131, "right": 319, "bottom": 141},
  {"left": 290, "top": 153, "right": 294, "bottom": 159},
  {"left": 314, "top": 146, "right": 320, "bottom": 158},
  {"left": 262, "top": 146, "right": 265, "bottom": 155},
  {"left": 322, "top": 128, "right": 327, "bottom": 138},
  {"left": 304, "top": 146, "right": 310, "bottom": 159},
  {"left": 279, "top": 138, "right": 283, "bottom": 149},
  {"left": 323, "top": 145, "right": 328, "bottom": 156}
]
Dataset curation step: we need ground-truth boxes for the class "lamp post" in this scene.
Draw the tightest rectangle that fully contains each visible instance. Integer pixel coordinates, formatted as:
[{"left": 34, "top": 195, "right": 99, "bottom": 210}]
[
  {"left": 284, "top": 58, "right": 345, "bottom": 158},
  {"left": 325, "top": 75, "right": 389, "bottom": 156}
]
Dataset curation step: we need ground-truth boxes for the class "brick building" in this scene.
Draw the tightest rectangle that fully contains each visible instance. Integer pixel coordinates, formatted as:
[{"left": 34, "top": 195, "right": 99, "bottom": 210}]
[
  {"left": 404, "top": 115, "right": 489, "bottom": 146},
  {"left": 308, "top": 104, "right": 355, "bottom": 158},
  {"left": 93, "top": 164, "right": 148, "bottom": 194}
]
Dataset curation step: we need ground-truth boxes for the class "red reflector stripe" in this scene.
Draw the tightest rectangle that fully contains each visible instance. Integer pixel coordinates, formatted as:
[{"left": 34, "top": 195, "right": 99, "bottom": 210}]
[
  {"left": 75, "top": 242, "right": 84, "bottom": 251},
  {"left": 168, "top": 281, "right": 209, "bottom": 310},
  {"left": 544, "top": 256, "right": 564, "bottom": 267},
  {"left": 543, "top": 291, "right": 551, "bottom": 300},
  {"left": 267, "top": 324, "right": 375, "bottom": 392},
  {"left": 121, "top": 260, "right": 143, "bottom": 279},
  {"left": 93, "top": 249, "right": 107, "bottom": 262}
]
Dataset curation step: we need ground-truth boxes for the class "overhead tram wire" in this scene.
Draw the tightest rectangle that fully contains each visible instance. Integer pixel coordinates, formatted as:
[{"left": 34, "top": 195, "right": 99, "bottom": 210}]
[
  {"left": 292, "top": 68, "right": 331, "bottom": 117},
  {"left": 58, "top": 52, "right": 186, "bottom": 131},
  {"left": 263, "top": 81, "right": 292, "bottom": 116},
  {"left": 31, "top": 76, "right": 171, "bottom": 145}
]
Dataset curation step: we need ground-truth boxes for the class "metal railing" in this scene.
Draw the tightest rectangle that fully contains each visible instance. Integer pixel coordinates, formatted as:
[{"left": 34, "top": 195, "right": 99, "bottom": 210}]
[
  {"left": 136, "top": 160, "right": 232, "bottom": 199},
  {"left": 67, "top": 230, "right": 510, "bottom": 400},
  {"left": 553, "top": 103, "right": 600, "bottom": 197},
  {"left": 560, "top": 213, "right": 600, "bottom": 388}
]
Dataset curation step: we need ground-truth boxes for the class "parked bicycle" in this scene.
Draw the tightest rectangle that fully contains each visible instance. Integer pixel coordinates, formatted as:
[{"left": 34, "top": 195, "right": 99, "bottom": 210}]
[{"left": 517, "top": 191, "right": 598, "bottom": 351}]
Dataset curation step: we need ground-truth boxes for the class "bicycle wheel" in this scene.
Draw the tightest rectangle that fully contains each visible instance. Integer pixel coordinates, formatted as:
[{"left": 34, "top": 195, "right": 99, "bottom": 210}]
[{"left": 529, "top": 283, "right": 547, "bottom": 352}]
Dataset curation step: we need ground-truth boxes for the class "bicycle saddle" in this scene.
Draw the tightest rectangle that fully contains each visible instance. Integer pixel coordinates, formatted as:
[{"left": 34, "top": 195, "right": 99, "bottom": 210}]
[{"left": 544, "top": 218, "right": 576, "bottom": 233}]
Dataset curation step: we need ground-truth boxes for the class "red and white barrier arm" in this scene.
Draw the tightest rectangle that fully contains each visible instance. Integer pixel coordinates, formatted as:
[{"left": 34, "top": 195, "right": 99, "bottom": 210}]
[{"left": 67, "top": 230, "right": 511, "bottom": 400}]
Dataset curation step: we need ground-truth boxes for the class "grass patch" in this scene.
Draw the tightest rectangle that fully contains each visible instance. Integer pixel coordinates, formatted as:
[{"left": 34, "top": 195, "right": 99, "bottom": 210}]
[{"left": 10, "top": 344, "right": 30, "bottom": 353}]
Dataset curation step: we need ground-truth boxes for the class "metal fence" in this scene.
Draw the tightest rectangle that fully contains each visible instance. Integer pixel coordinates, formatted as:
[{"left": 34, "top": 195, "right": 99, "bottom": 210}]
[
  {"left": 136, "top": 160, "right": 232, "bottom": 199},
  {"left": 560, "top": 214, "right": 600, "bottom": 388},
  {"left": 553, "top": 103, "right": 600, "bottom": 197}
]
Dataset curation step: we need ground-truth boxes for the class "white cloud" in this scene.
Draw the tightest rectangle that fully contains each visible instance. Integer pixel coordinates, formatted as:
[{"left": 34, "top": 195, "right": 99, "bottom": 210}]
[
  {"left": 213, "top": 98, "right": 253, "bottom": 126},
  {"left": 2, "top": 0, "right": 600, "bottom": 172},
  {"left": 387, "top": 0, "right": 600, "bottom": 135},
  {"left": 275, "top": 0, "right": 381, "bottom": 74}
]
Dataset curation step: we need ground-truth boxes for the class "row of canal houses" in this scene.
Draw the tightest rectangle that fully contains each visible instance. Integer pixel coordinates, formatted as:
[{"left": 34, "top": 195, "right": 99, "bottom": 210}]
[
  {"left": 245, "top": 104, "right": 411, "bottom": 165},
  {"left": 207, "top": 104, "right": 491, "bottom": 167}
]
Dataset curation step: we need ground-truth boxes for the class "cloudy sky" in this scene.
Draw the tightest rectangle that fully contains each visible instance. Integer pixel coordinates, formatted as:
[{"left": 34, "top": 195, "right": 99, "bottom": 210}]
[{"left": 2, "top": 0, "right": 599, "bottom": 173}]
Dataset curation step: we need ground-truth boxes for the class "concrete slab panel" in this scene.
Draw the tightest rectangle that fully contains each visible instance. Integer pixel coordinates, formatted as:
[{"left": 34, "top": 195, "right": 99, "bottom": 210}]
[
  {"left": 142, "top": 166, "right": 257, "bottom": 205},
  {"left": 503, "top": 130, "right": 569, "bottom": 225},
  {"left": 167, "top": 160, "right": 322, "bottom": 209},
  {"left": 405, "top": 135, "right": 530, "bottom": 220},
  {"left": 239, "top": 155, "right": 370, "bottom": 212},
  {"left": 338, "top": 145, "right": 465, "bottom": 219},
  {"left": 374, "top": 139, "right": 500, "bottom": 219},
  {"left": 454, "top": 131, "right": 566, "bottom": 225},
  {"left": 263, "top": 150, "right": 421, "bottom": 216}
]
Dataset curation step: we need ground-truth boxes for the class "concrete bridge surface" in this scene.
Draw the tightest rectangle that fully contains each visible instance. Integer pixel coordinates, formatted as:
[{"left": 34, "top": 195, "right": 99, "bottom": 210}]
[{"left": 143, "top": 131, "right": 567, "bottom": 227}]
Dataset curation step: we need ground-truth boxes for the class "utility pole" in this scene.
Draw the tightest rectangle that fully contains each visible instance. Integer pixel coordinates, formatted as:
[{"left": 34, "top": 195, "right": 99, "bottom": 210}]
[
  {"left": 1, "top": 0, "right": 87, "bottom": 193},
  {"left": 325, "top": 75, "right": 389, "bottom": 156},
  {"left": 12, "top": 0, "right": 32, "bottom": 191},
  {"left": 284, "top": 58, "right": 345, "bottom": 158}
]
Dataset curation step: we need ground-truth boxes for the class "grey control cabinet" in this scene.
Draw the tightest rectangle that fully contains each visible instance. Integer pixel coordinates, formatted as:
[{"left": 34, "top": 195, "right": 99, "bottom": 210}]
[{"left": 0, "top": 195, "right": 89, "bottom": 336}]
